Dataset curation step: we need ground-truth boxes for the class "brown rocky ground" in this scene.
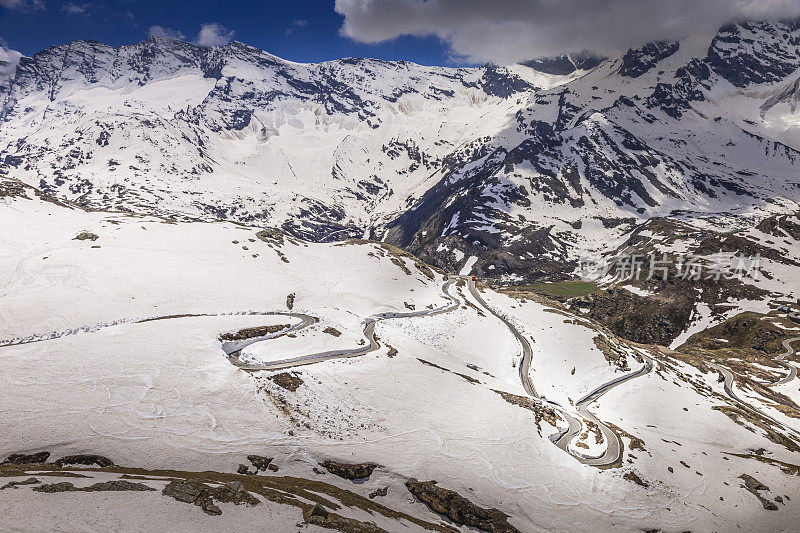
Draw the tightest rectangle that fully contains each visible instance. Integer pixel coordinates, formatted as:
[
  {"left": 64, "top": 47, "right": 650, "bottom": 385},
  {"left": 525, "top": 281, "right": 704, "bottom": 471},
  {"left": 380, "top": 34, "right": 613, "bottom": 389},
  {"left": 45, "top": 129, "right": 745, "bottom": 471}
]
[{"left": 0, "top": 452, "right": 459, "bottom": 533}]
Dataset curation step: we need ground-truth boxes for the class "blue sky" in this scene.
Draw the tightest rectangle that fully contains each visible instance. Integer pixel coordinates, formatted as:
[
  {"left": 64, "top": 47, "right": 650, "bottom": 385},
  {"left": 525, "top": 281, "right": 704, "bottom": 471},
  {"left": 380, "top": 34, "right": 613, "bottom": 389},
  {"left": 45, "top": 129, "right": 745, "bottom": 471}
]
[{"left": 0, "top": 0, "right": 460, "bottom": 66}]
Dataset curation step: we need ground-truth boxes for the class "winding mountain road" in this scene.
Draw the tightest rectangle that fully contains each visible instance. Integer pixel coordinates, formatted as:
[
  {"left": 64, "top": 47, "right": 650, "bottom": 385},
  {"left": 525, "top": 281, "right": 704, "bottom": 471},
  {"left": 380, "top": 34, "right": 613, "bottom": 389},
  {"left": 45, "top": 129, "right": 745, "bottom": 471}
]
[
  {"left": 0, "top": 280, "right": 460, "bottom": 371},
  {"left": 465, "top": 278, "right": 537, "bottom": 397},
  {"left": 462, "top": 276, "right": 653, "bottom": 467},
  {"left": 225, "top": 279, "right": 460, "bottom": 371},
  {"left": 1, "top": 274, "right": 658, "bottom": 468},
  {"left": 563, "top": 355, "right": 653, "bottom": 466},
  {"left": 757, "top": 337, "right": 800, "bottom": 387},
  {"left": 709, "top": 336, "right": 800, "bottom": 440}
]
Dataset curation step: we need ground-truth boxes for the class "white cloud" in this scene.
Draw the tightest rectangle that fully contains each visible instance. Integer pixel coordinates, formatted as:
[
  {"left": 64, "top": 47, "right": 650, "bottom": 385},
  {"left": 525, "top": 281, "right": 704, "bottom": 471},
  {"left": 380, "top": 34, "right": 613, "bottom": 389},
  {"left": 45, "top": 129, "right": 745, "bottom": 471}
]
[
  {"left": 0, "top": 39, "right": 22, "bottom": 81},
  {"left": 0, "top": 0, "right": 44, "bottom": 11},
  {"left": 195, "top": 22, "right": 235, "bottom": 47},
  {"left": 148, "top": 25, "right": 186, "bottom": 41},
  {"left": 285, "top": 18, "right": 310, "bottom": 36},
  {"left": 61, "top": 2, "right": 89, "bottom": 15},
  {"left": 335, "top": 0, "right": 800, "bottom": 64}
]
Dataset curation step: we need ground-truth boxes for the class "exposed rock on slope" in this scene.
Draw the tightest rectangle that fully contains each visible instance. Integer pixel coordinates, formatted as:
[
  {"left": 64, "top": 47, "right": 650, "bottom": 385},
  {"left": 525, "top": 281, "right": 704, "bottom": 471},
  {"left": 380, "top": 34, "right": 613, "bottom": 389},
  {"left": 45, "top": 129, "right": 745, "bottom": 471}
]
[
  {"left": 320, "top": 460, "right": 378, "bottom": 480},
  {"left": 405, "top": 479, "right": 520, "bottom": 533}
]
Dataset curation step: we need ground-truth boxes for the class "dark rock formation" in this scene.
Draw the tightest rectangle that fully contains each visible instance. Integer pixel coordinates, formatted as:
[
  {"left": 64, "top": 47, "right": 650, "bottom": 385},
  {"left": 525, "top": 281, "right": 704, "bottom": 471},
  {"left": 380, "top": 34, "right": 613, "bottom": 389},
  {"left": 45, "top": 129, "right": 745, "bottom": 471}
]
[
  {"left": 309, "top": 503, "right": 328, "bottom": 519},
  {"left": 2, "top": 452, "right": 50, "bottom": 465},
  {"left": 491, "top": 390, "right": 560, "bottom": 432},
  {"left": 219, "top": 323, "right": 290, "bottom": 341},
  {"left": 1, "top": 477, "right": 40, "bottom": 490},
  {"left": 162, "top": 479, "right": 259, "bottom": 516},
  {"left": 619, "top": 41, "right": 679, "bottom": 77},
  {"left": 55, "top": 454, "right": 114, "bottom": 468},
  {"left": 521, "top": 52, "right": 605, "bottom": 75},
  {"left": 33, "top": 482, "right": 77, "bottom": 493},
  {"left": 319, "top": 460, "right": 378, "bottom": 480},
  {"left": 303, "top": 502, "right": 383, "bottom": 532},
  {"left": 237, "top": 464, "right": 256, "bottom": 476},
  {"left": 247, "top": 455, "right": 274, "bottom": 471},
  {"left": 739, "top": 474, "right": 778, "bottom": 510},
  {"left": 577, "top": 288, "right": 693, "bottom": 346},
  {"left": 269, "top": 372, "right": 303, "bottom": 391},
  {"left": 368, "top": 487, "right": 388, "bottom": 499},
  {"left": 683, "top": 312, "right": 787, "bottom": 353},
  {"left": 405, "top": 479, "right": 520, "bottom": 533},
  {"left": 33, "top": 480, "right": 154, "bottom": 493},
  {"left": 623, "top": 471, "right": 648, "bottom": 487}
]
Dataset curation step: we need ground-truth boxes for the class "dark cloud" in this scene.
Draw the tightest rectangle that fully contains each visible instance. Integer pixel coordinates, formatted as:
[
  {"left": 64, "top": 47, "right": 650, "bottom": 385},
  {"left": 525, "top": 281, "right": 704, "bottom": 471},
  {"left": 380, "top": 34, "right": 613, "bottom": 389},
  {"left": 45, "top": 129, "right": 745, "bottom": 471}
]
[{"left": 335, "top": 0, "right": 800, "bottom": 63}]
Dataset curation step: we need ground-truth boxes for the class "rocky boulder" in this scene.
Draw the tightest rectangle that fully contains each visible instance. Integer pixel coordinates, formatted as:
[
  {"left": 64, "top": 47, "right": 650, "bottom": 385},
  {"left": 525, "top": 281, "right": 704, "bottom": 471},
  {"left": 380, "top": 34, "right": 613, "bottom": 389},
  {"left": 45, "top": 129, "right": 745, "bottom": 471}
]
[
  {"left": 319, "top": 460, "right": 378, "bottom": 480},
  {"left": 405, "top": 479, "right": 519, "bottom": 533}
]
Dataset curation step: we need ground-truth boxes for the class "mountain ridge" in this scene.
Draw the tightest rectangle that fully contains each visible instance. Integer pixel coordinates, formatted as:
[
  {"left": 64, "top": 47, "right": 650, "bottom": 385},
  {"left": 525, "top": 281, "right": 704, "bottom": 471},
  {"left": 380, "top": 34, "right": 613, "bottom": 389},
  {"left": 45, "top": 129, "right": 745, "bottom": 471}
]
[{"left": 2, "top": 19, "right": 800, "bottom": 283}]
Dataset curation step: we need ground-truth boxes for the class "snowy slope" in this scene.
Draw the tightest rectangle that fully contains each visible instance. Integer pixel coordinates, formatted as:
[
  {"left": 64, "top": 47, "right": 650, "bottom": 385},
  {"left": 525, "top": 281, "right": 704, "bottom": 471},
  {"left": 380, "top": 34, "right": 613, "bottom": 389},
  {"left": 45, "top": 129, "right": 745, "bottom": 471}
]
[{"left": 3, "top": 178, "right": 800, "bottom": 531}]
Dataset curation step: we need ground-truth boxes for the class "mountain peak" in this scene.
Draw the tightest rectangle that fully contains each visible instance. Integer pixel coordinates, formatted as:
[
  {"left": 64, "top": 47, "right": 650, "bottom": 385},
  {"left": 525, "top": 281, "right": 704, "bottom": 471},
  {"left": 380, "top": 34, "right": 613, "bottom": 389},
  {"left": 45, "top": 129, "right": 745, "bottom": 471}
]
[{"left": 520, "top": 51, "right": 606, "bottom": 75}]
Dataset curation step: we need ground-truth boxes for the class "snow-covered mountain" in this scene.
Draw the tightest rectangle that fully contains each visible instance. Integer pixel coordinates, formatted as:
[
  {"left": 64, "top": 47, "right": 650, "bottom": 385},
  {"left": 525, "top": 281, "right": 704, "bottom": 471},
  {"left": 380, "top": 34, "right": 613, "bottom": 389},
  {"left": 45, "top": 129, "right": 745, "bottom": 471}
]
[
  {"left": 2, "top": 20, "right": 800, "bottom": 283},
  {"left": 5, "top": 21, "right": 800, "bottom": 530},
  {"left": 0, "top": 36, "right": 576, "bottom": 243},
  {"left": 388, "top": 20, "right": 800, "bottom": 281}
]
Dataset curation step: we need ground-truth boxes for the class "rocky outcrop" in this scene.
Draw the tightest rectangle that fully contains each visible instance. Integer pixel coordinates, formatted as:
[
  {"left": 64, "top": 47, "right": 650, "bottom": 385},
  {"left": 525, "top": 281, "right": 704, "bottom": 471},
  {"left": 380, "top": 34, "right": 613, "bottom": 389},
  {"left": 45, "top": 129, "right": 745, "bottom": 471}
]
[
  {"left": 619, "top": 41, "right": 679, "bottom": 77},
  {"left": 269, "top": 372, "right": 303, "bottom": 391},
  {"left": 162, "top": 479, "right": 259, "bottom": 516},
  {"left": 405, "top": 479, "right": 520, "bottom": 533},
  {"left": 683, "top": 312, "right": 787, "bottom": 353},
  {"left": 303, "top": 502, "right": 383, "bottom": 532},
  {"left": 368, "top": 487, "right": 388, "bottom": 499},
  {"left": 246, "top": 455, "right": 273, "bottom": 471},
  {"left": 491, "top": 390, "right": 560, "bottom": 432},
  {"left": 739, "top": 474, "right": 779, "bottom": 510},
  {"left": 33, "top": 480, "right": 154, "bottom": 493},
  {"left": 219, "top": 323, "right": 290, "bottom": 341},
  {"left": 521, "top": 52, "right": 605, "bottom": 75},
  {"left": 1, "top": 477, "right": 39, "bottom": 490},
  {"left": 577, "top": 288, "right": 694, "bottom": 346},
  {"left": 55, "top": 454, "right": 114, "bottom": 468},
  {"left": 319, "top": 460, "right": 378, "bottom": 480},
  {"left": 2, "top": 452, "right": 50, "bottom": 465},
  {"left": 237, "top": 464, "right": 256, "bottom": 476},
  {"left": 623, "top": 471, "right": 648, "bottom": 487}
]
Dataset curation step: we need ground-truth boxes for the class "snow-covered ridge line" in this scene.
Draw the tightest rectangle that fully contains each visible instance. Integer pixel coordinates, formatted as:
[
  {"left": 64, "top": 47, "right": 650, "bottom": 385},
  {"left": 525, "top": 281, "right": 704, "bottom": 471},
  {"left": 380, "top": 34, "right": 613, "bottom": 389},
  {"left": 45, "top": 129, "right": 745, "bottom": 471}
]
[{"left": 4, "top": 19, "right": 800, "bottom": 285}]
